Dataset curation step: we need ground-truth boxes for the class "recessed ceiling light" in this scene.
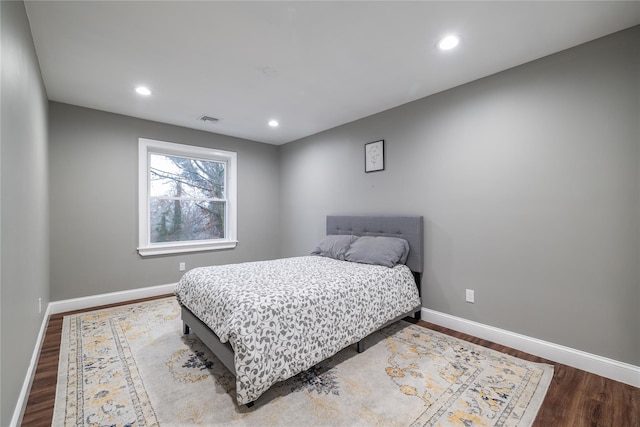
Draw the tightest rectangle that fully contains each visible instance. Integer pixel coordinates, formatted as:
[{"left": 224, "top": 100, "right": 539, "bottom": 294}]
[
  {"left": 268, "top": 120, "right": 279, "bottom": 127},
  {"left": 135, "top": 86, "right": 152, "bottom": 96},
  {"left": 437, "top": 35, "right": 460, "bottom": 51}
]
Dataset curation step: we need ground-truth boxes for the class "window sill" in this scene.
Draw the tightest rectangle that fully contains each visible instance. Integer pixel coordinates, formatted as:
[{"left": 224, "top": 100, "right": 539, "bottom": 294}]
[{"left": 137, "top": 240, "right": 238, "bottom": 257}]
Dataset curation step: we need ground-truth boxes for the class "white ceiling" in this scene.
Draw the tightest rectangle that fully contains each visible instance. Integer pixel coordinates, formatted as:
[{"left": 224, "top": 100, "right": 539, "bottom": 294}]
[{"left": 24, "top": 1, "right": 640, "bottom": 145}]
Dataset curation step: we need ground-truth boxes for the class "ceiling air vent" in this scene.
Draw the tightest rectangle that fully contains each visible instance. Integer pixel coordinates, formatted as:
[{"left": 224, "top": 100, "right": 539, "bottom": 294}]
[{"left": 199, "top": 115, "right": 219, "bottom": 123}]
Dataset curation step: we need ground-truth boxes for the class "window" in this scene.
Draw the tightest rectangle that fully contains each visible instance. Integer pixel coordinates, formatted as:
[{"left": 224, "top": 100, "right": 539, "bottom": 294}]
[{"left": 138, "top": 138, "right": 237, "bottom": 256}]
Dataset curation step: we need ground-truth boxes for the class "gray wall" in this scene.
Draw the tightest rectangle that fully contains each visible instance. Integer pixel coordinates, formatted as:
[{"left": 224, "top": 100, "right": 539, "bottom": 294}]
[
  {"left": 49, "top": 102, "right": 280, "bottom": 301},
  {"left": 279, "top": 27, "right": 640, "bottom": 365},
  {"left": 0, "top": 1, "right": 50, "bottom": 425}
]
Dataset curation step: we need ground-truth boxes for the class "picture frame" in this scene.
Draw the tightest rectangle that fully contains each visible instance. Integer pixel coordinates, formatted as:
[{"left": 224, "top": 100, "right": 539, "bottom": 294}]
[{"left": 365, "top": 140, "right": 385, "bottom": 173}]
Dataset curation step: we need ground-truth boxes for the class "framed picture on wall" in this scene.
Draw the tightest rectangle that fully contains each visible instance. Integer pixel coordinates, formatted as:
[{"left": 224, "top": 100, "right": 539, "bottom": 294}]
[{"left": 365, "top": 140, "right": 384, "bottom": 173}]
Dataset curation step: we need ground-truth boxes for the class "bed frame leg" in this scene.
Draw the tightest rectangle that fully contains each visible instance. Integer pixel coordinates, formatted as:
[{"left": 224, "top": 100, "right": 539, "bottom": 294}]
[
  {"left": 357, "top": 340, "right": 365, "bottom": 353},
  {"left": 183, "top": 322, "right": 190, "bottom": 335},
  {"left": 246, "top": 402, "right": 254, "bottom": 408},
  {"left": 414, "top": 310, "right": 421, "bottom": 321}
]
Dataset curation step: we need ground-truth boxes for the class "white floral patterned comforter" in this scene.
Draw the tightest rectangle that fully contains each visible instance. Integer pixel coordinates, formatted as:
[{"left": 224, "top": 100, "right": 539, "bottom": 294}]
[{"left": 175, "top": 255, "right": 420, "bottom": 405}]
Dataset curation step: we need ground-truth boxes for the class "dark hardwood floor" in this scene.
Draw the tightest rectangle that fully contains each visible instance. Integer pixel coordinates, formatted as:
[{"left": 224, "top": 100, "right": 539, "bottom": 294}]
[{"left": 21, "top": 296, "right": 640, "bottom": 426}]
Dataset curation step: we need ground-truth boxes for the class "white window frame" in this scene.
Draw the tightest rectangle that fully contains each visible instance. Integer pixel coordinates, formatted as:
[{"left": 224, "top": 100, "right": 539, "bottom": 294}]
[{"left": 137, "top": 138, "right": 237, "bottom": 257}]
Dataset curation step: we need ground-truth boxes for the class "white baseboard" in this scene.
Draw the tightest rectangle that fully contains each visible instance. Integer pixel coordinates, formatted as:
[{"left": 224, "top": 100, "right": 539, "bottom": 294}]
[
  {"left": 49, "top": 282, "right": 177, "bottom": 314},
  {"left": 10, "top": 304, "right": 51, "bottom": 427},
  {"left": 421, "top": 307, "right": 640, "bottom": 388}
]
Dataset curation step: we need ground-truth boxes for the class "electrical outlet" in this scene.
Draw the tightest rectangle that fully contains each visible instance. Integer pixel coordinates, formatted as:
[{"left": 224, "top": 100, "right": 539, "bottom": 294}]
[
  {"left": 465, "top": 289, "right": 475, "bottom": 303},
  {"left": 179, "top": 262, "right": 186, "bottom": 271},
  {"left": 38, "top": 297, "right": 42, "bottom": 314}
]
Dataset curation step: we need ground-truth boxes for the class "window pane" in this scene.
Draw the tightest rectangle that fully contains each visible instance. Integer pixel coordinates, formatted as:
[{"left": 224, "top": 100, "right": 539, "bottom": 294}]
[
  {"left": 150, "top": 154, "right": 225, "bottom": 199},
  {"left": 150, "top": 199, "right": 226, "bottom": 243},
  {"left": 139, "top": 138, "right": 236, "bottom": 256}
]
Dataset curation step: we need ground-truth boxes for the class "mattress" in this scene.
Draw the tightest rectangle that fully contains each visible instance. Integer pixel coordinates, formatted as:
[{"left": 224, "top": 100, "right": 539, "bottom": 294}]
[{"left": 175, "top": 255, "right": 420, "bottom": 404}]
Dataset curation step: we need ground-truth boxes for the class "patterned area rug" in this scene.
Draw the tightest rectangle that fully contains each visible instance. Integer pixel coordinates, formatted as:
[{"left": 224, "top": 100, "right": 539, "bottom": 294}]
[{"left": 53, "top": 297, "right": 553, "bottom": 426}]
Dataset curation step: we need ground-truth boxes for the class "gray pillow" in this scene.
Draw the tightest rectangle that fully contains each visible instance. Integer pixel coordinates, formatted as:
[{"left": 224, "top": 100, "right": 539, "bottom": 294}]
[
  {"left": 311, "top": 234, "right": 359, "bottom": 260},
  {"left": 344, "top": 236, "right": 410, "bottom": 267}
]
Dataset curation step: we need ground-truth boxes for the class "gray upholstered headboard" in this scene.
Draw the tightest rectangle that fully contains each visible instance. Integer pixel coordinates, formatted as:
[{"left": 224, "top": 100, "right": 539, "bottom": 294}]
[{"left": 326, "top": 215, "right": 424, "bottom": 273}]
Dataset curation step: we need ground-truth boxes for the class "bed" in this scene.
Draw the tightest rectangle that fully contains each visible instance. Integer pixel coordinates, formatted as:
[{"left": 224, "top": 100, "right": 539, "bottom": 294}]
[{"left": 175, "top": 215, "right": 424, "bottom": 406}]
